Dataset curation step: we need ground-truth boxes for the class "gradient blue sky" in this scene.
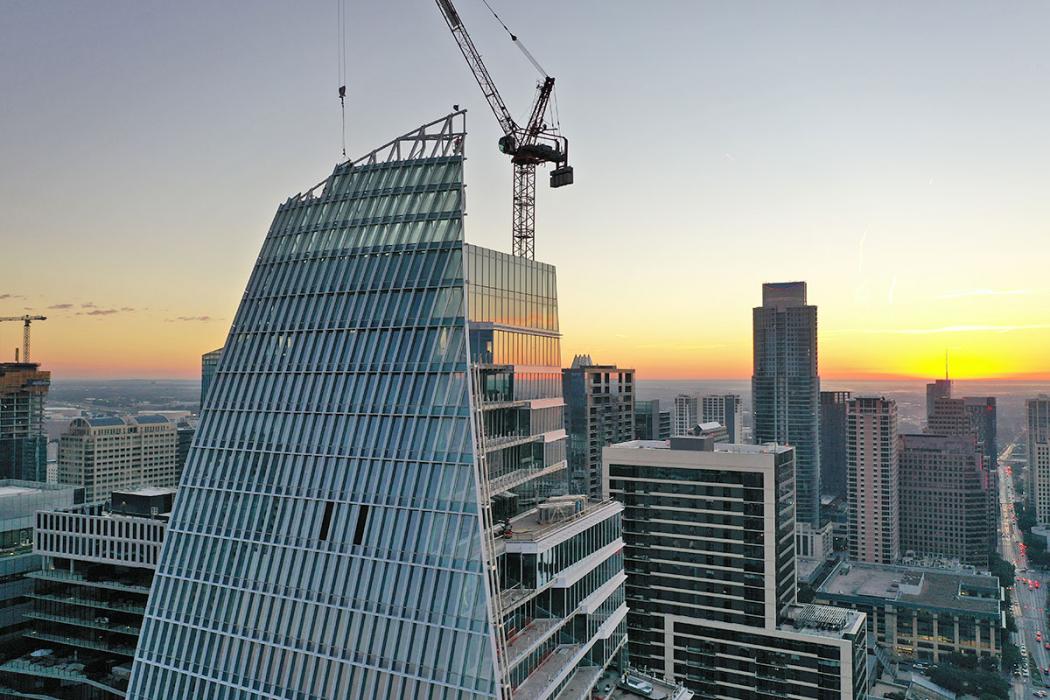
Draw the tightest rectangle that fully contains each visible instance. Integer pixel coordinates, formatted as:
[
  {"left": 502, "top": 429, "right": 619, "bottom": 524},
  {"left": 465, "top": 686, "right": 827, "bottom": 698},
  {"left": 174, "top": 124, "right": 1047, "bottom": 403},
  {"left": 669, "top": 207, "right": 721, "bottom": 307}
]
[{"left": 2, "top": 1, "right": 1048, "bottom": 378}]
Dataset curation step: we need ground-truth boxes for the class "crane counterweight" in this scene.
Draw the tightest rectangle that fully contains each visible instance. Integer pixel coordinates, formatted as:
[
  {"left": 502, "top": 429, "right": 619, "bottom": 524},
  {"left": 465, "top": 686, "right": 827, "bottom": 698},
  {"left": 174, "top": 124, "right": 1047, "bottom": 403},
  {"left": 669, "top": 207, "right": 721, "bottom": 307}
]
[{"left": 435, "top": 0, "right": 572, "bottom": 259}]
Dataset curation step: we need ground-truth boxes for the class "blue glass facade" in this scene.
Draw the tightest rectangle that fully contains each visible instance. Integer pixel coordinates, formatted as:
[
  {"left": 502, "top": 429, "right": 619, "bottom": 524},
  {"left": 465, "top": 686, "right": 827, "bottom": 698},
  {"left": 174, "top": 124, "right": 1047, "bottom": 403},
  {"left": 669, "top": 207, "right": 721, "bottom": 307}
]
[{"left": 128, "top": 114, "right": 625, "bottom": 699}]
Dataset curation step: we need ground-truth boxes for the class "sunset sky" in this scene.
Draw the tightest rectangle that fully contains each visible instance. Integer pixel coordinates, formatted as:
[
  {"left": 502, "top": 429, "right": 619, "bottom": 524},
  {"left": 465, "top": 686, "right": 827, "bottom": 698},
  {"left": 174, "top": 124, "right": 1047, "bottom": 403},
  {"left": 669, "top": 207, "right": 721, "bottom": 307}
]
[{"left": 2, "top": 1, "right": 1048, "bottom": 380}]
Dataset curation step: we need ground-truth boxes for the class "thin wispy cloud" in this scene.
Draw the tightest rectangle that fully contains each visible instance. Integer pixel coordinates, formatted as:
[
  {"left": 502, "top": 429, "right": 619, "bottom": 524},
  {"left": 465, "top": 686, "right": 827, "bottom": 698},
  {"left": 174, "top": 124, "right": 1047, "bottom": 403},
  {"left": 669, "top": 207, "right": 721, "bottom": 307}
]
[
  {"left": 0, "top": 293, "right": 23, "bottom": 300},
  {"left": 48, "top": 303, "right": 74, "bottom": 309},
  {"left": 637, "top": 342, "right": 728, "bottom": 351},
  {"left": 81, "top": 302, "right": 96, "bottom": 308},
  {"left": 938, "top": 288, "right": 1027, "bottom": 300},
  {"left": 829, "top": 323, "right": 1050, "bottom": 336},
  {"left": 168, "top": 315, "right": 214, "bottom": 322},
  {"left": 77, "top": 308, "right": 121, "bottom": 316}
]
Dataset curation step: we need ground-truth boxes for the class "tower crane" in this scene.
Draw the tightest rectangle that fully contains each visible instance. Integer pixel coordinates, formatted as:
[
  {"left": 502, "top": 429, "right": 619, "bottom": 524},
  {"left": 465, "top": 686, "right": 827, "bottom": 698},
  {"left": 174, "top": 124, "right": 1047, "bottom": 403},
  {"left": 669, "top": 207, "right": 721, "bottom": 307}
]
[
  {"left": 0, "top": 315, "right": 47, "bottom": 363},
  {"left": 435, "top": 0, "right": 573, "bottom": 260}
]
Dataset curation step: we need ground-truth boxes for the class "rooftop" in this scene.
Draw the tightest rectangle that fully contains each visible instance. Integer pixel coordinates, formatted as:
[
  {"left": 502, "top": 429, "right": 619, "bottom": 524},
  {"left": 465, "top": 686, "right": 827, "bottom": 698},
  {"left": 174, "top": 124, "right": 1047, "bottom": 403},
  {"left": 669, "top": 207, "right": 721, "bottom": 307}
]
[
  {"left": 780, "top": 603, "right": 866, "bottom": 640},
  {"left": 590, "top": 669, "right": 692, "bottom": 699},
  {"left": 609, "top": 439, "right": 791, "bottom": 455},
  {"left": 117, "top": 486, "right": 177, "bottom": 497},
  {"left": 0, "top": 485, "right": 42, "bottom": 498},
  {"left": 817, "top": 560, "right": 1001, "bottom": 616}
]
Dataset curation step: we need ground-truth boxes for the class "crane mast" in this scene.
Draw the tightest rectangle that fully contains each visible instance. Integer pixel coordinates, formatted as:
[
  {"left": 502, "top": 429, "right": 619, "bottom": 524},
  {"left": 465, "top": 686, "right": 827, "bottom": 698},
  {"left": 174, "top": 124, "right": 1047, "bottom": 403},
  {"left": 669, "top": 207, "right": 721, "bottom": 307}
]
[
  {"left": 435, "top": 0, "right": 573, "bottom": 259},
  {"left": 0, "top": 315, "right": 47, "bottom": 363}
]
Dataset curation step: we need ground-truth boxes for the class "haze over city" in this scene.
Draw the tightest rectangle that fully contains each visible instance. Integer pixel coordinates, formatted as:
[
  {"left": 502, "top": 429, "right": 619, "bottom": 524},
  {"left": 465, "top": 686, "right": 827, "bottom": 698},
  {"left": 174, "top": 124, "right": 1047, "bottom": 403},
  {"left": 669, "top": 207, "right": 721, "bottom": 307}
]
[{"left": 3, "top": 1, "right": 1049, "bottom": 380}]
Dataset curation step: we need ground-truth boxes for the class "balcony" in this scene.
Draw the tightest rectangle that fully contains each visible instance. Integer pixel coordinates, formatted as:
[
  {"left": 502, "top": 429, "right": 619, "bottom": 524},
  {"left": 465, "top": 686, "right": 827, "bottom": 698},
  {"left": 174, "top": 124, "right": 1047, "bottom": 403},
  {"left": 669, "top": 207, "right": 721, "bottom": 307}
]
[
  {"left": 504, "top": 500, "right": 620, "bottom": 551},
  {"left": 512, "top": 643, "right": 584, "bottom": 699},
  {"left": 23, "top": 629, "right": 137, "bottom": 657},
  {"left": 24, "top": 610, "right": 141, "bottom": 637},
  {"left": 0, "top": 656, "right": 126, "bottom": 697},
  {"left": 27, "top": 569, "right": 151, "bottom": 595},
  {"left": 489, "top": 460, "right": 566, "bottom": 497},
  {"left": 505, "top": 618, "right": 562, "bottom": 670},
  {"left": 25, "top": 591, "right": 146, "bottom": 616}
]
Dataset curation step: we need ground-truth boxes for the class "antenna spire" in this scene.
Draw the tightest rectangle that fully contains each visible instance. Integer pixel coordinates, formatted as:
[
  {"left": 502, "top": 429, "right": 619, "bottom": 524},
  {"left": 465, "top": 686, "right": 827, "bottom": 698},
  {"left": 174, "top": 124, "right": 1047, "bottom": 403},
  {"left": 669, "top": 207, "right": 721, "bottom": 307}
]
[{"left": 945, "top": 350, "right": 949, "bottom": 381}]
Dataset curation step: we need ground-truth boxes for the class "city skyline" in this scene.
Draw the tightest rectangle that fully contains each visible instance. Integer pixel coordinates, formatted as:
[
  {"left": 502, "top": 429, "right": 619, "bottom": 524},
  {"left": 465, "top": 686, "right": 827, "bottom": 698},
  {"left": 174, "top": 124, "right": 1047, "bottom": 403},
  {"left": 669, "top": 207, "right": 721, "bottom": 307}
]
[{"left": 2, "top": 2, "right": 1049, "bottom": 381}]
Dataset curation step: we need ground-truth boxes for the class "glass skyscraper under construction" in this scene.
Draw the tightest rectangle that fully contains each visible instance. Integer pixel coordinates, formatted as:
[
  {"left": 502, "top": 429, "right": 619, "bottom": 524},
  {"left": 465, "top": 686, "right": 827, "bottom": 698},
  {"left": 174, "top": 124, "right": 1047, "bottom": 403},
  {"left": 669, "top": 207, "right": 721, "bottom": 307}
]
[{"left": 128, "top": 112, "right": 626, "bottom": 699}]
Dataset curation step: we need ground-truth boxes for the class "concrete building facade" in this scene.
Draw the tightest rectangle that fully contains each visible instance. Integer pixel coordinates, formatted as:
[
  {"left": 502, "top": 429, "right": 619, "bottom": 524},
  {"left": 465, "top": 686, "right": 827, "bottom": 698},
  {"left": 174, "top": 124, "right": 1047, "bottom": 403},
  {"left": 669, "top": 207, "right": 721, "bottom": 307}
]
[
  {"left": 672, "top": 395, "right": 697, "bottom": 437},
  {"left": 1028, "top": 396, "right": 1050, "bottom": 523},
  {"left": 57, "top": 415, "right": 178, "bottom": 503},
  {"left": 605, "top": 438, "right": 868, "bottom": 699},
  {"left": 816, "top": 561, "right": 1003, "bottom": 663},
  {"left": 925, "top": 379, "right": 952, "bottom": 422},
  {"left": 847, "top": 396, "right": 899, "bottom": 564},
  {"left": 899, "top": 434, "right": 990, "bottom": 567},
  {"left": 700, "top": 394, "right": 742, "bottom": 444}
]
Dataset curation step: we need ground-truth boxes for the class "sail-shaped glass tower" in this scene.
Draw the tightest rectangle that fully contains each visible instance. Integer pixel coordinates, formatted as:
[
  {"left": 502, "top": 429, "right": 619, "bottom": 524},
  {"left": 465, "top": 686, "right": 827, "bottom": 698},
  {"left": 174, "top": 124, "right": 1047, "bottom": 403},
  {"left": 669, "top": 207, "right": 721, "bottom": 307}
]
[{"left": 128, "top": 113, "right": 626, "bottom": 700}]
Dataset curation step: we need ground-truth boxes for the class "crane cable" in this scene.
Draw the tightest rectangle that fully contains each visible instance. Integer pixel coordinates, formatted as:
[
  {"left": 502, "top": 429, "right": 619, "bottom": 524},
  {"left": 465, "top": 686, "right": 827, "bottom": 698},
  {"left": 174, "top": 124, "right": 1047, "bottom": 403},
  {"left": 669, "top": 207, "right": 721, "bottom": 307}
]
[
  {"left": 479, "top": 0, "right": 547, "bottom": 78},
  {"left": 337, "top": 0, "right": 348, "bottom": 158}
]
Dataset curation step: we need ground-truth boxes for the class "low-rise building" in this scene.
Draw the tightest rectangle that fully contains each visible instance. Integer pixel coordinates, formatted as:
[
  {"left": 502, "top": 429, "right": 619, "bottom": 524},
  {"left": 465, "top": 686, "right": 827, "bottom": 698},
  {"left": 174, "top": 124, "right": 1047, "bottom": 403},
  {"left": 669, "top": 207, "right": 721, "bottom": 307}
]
[
  {"left": 0, "top": 487, "right": 173, "bottom": 698},
  {"left": 815, "top": 560, "right": 1004, "bottom": 663},
  {"left": 0, "top": 481, "right": 79, "bottom": 650}
]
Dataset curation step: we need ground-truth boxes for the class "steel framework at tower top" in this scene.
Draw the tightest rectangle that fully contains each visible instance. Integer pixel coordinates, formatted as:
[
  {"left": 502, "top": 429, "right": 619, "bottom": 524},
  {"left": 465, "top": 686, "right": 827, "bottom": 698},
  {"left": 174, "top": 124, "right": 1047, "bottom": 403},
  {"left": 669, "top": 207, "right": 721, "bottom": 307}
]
[{"left": 435, "top": 0, "right": 573, "bottom": 260}]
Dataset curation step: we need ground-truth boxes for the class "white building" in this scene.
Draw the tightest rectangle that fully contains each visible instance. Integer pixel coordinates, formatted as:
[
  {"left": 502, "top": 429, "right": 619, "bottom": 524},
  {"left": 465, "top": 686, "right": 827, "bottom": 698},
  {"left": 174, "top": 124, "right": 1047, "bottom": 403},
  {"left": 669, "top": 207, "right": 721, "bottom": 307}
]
[
  {"left": 700, "top": 393, "right": 742, "bottom": 443},
  {"left": 57, "top": 415, "right": 178, "bottom": 503},
  {"left": 1027, "top": 396, "right": 1050, "bottom": 523},
  {"left": 847, "top": 396, "right": 899, "bottom": 564},
  {"left": 672, "top": 394, "right": 697, "bottom": 437}
]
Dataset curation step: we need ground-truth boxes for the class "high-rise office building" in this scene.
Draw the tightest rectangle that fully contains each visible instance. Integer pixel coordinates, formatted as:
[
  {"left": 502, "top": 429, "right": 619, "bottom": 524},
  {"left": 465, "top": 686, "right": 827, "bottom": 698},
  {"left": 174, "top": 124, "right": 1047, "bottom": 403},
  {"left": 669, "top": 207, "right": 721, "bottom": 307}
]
[
  {"left": 606, "top": 438, "right": 868, "bottom": 699},
  {"left": 199, "top": 347, "right": 222, "bottom": 411},
  {"left": 57, "top": 415, "right": 178, "bottom": 502},
  {"left": 847, "top": 396, "right": 899, "bottom": 564},
  {"left": 700, "top": 394, "right": 742, "bottom": 444},
  {"left": 672, "top": 394, "right": 697, "bottom": 437},
  {"left": 925, "top": 396, "right": 996, "bottom": 551},
  {"left": 562, "top": 355, "right": 635, "bottom": 498},
  {"left": 752, "top": 281, "right": 821, "bottom": 527},
  {"left": 927, "top": 397, "right": 972, "bottom": 436},
  {"left": 925, "top": 378, "right": 952, "bottom": 422},
  {"left": 634, "top": 399, "right": 670, "bottom": 441},
  {"left": 175, "top": 418, "right": 195, "bottom": 472},
  {"left": 963, "top": 396, "right": 998, "bottom": 467},
  {"left": 128, "top": 114, "right": 627, "bottom": 699},
  {"left": 899, "top": 433, "right": 990, "bottom": 567},
  {"left": 0, "top": 362, "right": 50, "bottom": 482},
  {"left": 1027, "top": 396, "right": 1050, "bottom": 523},
  {"left": 0, "top": 487, "right": 171, "bottom": 697},
  {"left": 819, "top": 391, "right": 850, "bottom": 500}
]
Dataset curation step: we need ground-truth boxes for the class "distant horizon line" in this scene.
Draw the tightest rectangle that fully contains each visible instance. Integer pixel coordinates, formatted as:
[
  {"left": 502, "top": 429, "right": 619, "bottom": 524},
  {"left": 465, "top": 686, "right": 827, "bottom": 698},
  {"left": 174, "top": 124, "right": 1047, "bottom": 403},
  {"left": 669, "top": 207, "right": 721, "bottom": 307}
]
[{"left": 48, "top": 373, "right": 1050, "bottom": 383}]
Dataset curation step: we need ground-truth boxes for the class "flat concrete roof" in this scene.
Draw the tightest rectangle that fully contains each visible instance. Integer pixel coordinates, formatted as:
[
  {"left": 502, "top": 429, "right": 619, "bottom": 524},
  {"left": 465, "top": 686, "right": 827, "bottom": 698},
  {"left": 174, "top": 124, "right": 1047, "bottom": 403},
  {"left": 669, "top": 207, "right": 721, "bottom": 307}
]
[
  {"left": 818, "top": 561, "right": 1000, "bottom": 616},
  {"left": 0, "top": 485, "right": 42, "bottom": 498},
  {"left": 609, "top": 439, "right": 790, "bottom": 455}
]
